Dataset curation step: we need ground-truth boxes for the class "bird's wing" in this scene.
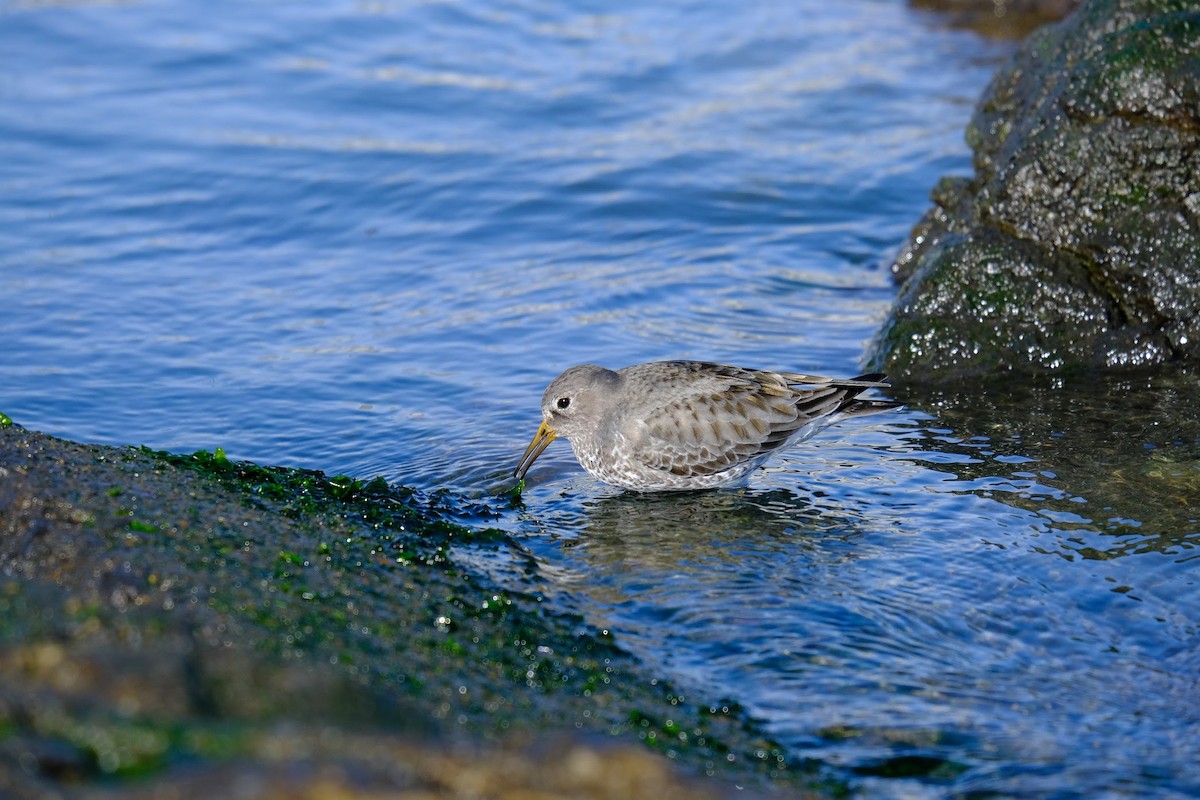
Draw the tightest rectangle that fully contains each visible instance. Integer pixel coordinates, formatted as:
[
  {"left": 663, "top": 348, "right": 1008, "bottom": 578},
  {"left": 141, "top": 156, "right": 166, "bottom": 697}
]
[{"left": 625, "top": 364, "right": 862, "bottom": 479}]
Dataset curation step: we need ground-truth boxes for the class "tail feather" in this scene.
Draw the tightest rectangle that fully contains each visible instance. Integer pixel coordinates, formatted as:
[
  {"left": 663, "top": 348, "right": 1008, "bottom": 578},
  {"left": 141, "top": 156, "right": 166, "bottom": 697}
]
[{"left": 837, "top": 374, "right": 900, "bottom": 417}]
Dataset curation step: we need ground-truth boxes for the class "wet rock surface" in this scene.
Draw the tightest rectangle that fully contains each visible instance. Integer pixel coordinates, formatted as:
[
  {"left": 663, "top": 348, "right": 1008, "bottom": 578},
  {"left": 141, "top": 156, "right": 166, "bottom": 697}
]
[
  {"left": 911, "top": 0, "right": 1083, "bottom": 38},
  {"left": 0, "top": 421, "right": 809, "bottom": 799},
  {"left": 874, "top": 0, "right": 1200, "bottom": 379}
]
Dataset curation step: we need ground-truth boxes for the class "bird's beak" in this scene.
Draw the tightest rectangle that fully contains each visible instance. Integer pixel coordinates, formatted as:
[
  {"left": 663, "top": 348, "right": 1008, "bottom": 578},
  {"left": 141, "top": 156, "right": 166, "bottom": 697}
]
[{"left": 514, "top": 420, "right": 557, "bottom": 481}]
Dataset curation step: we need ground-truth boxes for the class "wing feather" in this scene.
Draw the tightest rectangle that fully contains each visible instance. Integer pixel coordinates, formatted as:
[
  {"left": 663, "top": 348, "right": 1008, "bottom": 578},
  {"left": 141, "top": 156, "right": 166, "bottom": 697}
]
[{"left": 617, "top": 361, "right": 892, "bottom": 479}]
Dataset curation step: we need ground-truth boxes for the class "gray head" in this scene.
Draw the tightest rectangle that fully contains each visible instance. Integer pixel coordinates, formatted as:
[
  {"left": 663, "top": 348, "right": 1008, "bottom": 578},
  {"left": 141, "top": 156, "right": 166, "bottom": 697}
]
[
  {"left": 514, "top": 364, "right": 620, "bottom": 481},
  {"left": 539, "top": 364, "right": 621, "bottom": 440}
]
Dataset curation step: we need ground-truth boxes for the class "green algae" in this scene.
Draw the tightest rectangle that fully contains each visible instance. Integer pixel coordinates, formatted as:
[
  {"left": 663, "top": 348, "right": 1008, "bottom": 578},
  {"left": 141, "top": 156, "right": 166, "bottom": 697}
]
[{"left": 506, "top": 478, "right": 527, "bottom": 507}]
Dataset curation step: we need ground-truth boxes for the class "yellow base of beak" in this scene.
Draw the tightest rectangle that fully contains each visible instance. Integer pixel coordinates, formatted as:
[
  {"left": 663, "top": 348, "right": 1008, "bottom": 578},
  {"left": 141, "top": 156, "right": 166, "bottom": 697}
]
[{"left": 513, "top": 421, "right": 557, "bottom": 481}]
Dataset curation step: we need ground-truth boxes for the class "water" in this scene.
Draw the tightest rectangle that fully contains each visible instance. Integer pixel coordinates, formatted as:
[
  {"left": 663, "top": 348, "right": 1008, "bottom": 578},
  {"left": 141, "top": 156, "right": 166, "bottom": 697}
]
[
  {"left": 517, "top": 389, "right": 1200, "bottom": 798},
  {"left": 3, "top": 0, "right": 1198, "bottom": 797}
]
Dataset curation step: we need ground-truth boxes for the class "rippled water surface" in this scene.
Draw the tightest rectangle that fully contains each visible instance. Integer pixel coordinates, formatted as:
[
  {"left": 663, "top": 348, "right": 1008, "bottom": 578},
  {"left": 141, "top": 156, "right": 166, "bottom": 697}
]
[{"left": 4, "top": 1, "right": 1198, "bottom": 797}]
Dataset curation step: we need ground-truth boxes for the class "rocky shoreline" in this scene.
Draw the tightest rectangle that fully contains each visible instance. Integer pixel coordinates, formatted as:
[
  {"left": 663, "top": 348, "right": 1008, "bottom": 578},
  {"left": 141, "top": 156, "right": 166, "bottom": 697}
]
[{"left": 0, "top": 420, "right": 809, "bottom": 799}]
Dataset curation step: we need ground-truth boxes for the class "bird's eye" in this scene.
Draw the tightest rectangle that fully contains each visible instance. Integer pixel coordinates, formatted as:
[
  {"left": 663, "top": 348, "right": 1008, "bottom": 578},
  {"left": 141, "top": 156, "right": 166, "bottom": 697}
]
[{"left": 556, "top": 397, "right": 571, "bottom": 410}]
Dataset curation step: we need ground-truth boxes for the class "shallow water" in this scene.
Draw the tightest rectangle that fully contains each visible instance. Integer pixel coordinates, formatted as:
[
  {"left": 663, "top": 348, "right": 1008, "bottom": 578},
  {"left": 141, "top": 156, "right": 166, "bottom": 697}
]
[
  {"left": 515, "top": 372, "right": 1200, "bottom": 797},
  {"left": 3, "top": 0, "right": 1198, "bottom": 797}
]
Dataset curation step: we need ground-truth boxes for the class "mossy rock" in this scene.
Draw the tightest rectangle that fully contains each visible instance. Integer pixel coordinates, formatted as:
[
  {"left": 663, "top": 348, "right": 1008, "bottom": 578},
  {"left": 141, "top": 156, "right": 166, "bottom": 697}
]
[{"left": 873, "top": 0, "right": 1200, "bottom": 379}]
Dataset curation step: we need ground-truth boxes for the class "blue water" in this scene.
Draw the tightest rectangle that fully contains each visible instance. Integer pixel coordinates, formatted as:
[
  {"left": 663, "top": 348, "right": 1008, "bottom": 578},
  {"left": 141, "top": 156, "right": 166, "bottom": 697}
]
[{"left": 4, "top": 1, "right": 1198, "bottom": 797}]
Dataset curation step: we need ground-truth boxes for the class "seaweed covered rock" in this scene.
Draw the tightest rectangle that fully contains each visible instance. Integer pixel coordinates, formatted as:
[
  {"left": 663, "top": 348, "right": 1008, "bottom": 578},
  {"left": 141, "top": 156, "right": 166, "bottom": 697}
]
[
  {"left": 0, "top": 422, "right": 804, "bottom": 799},
  {"left": 872, "top": 0, "right": 1200, "bottom": 379}
]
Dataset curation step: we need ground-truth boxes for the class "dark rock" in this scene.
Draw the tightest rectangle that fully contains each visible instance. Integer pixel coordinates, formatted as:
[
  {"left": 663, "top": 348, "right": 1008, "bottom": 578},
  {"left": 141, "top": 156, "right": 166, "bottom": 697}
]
[
  {"left": 0, "top": 423, "right": 805, "bottom": 799},
  {"left": 873, "top": 0, "right": 1200, "bottom": 380},
  {"left": 910, "top": 0, "right": 1083, "bottom": 38}
]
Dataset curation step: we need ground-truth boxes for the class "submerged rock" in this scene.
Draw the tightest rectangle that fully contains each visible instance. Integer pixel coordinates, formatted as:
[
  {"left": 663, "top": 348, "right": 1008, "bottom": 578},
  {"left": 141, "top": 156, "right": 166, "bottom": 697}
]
[{"left": 872, "top": 0, "right": 1200, "bottom": 379}]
